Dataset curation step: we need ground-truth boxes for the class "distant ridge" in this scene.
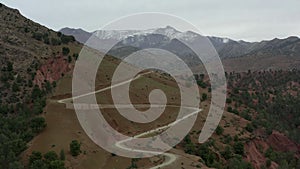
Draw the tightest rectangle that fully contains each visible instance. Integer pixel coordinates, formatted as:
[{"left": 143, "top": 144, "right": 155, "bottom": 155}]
[
  {"left": 59, "top": 26, "right": 300, "bottom": 71},
  {"left": 59, "top": 27, "right": 92, "bottom": 43},
  {"left": 60, "top": 26, "right": 300, "bottom": 59}
]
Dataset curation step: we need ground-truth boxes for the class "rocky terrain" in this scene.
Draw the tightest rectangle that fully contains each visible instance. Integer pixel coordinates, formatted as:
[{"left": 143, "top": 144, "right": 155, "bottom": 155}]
[
  {"left": 1, "top": 2, "right": 300, "bottom": 169},
  {"left": 0, "top": 3, "right": 81, "bottom": 168},
  {"left": 0, "top": 3, "right": 82, "bottom": 103}
]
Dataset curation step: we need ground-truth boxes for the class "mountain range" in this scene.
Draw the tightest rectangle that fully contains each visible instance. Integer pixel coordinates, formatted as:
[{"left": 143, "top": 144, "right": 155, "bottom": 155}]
[
  {"left": 60, "top": 26, "right": 300, "bottom": 59},
  {"left": 2, "top": 3, "right": 300, "bottom": 169}
]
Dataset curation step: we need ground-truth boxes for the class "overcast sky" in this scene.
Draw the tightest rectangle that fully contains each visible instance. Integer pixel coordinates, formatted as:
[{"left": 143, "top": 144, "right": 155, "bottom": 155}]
[{"left": 2, "top": 0, "right": 299, "bottom": 42}]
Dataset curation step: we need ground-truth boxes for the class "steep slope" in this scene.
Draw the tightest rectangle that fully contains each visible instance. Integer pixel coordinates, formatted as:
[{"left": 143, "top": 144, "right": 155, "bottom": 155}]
[
  {"left": 0, "top": 3, "right": 81, "bottom": 168},
  {"left": 2, "top": 3, "right": 299, "bottom": 169},
  {"left": 0, "top": 3, "right": 82, "bottom": 102}
]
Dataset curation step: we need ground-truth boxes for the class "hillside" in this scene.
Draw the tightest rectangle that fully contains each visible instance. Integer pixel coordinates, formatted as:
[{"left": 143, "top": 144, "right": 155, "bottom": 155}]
[
  {"left": 0, "top": 3, "right": 83, "bottom": 103},
  {"left": 1, "top": 2, "right": 300, "bottom": 169},
  {"left": 0, "top": 3, "right": 81, "bottom": 168}
]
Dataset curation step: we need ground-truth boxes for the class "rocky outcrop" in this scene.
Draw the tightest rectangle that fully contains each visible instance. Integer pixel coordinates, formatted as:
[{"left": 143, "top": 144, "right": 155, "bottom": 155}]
[
  {"left": 245, "top": 139, "right": 278, "bottom": 169},
  {"left": 245, "top": 130, "right": 300, "bottom": 169},
  {"left": 34, "top": 55, "right": 72, "bottom": 88},
  {"left": 267, "top": 131, "right": 300, "bottom": 157}
]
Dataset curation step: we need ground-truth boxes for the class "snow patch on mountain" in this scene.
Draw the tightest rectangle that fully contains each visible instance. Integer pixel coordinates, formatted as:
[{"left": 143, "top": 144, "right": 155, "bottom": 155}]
[{"left": 93, "top": 26, "right": 206, "bottom": 42}]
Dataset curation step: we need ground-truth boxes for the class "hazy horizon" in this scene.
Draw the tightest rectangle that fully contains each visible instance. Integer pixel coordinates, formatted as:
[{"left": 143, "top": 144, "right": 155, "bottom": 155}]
[
  {"left": 1, "top": 0, "right": 299, "bottom": 42},
  {"left": 60, "top": 25, "right": 300, "bottom": 43}
]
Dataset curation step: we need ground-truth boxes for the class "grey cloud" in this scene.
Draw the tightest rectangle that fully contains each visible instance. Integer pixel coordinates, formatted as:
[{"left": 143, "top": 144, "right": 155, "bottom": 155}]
[{"left": 2, "top": 0, "right": 299, "bottom": 41}]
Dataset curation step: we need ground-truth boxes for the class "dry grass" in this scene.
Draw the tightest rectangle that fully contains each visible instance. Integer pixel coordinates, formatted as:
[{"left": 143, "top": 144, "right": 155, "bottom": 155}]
[{"left": 22, "top": 53, "right": 213, "bottom": 168}]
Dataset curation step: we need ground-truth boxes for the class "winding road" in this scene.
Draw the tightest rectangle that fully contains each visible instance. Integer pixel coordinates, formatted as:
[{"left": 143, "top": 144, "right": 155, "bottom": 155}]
[{"left": 57, "top": 72, "right": 202, "bottom": 169}]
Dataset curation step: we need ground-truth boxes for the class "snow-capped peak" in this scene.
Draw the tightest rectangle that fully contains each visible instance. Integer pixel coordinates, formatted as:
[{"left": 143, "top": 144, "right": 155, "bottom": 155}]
[
  {"left": 153, "top": 26, "right": 181, "bottom": 38},
  {"left": 93, "top": 26, "right": 201, "bottom": 42},
  {"left": 222, "top": 38, "right": 230, "bottom": 43}
]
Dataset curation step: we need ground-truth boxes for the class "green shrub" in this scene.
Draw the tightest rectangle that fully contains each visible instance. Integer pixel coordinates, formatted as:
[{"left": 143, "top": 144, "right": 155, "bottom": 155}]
[
  {"left": 202, "top": 93, "right": 208, "bottom": 101},
  {"left": 44, "top": 151, "right": 58, "bottom": 162},
  {"left": 32, "top": 32, "right": 43, "bottom": 41},
  {"left": 221, "top": 146, "right": 232, "bottom": 160},
  {"left": 51, "top": 38, "right": 61, "bottom": 46},
  {"left": 70, "top": 140, "right": 81, "bottom": 156},
  {"left": 61, "top": 35, "right": 75, "bottom": 44},
  {"left": 30, "top": 117, "right": 46, "bottom": 133},
  {"left": 62, "top": 47, "right": 70, "bottom": 56},
  {"left": 226, "top": 98, "right": 232, "bottom": 104},
  {"left": 60, "top": 150, "right": 65, "bottom": 161},
  {"left": 245, "top": 123, "right": 254, "bottom": 132},
  {"left": 216, "top": 126, "right": 224, "bottom": 135},
  {"left": 233, "top": 141, "right": 244, "bottom": 155}
]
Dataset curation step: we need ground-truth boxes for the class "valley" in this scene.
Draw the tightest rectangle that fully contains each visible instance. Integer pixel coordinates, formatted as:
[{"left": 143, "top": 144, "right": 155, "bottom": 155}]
[{"left": 0, "top": 2, "right": 300, "bottom": 169}]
